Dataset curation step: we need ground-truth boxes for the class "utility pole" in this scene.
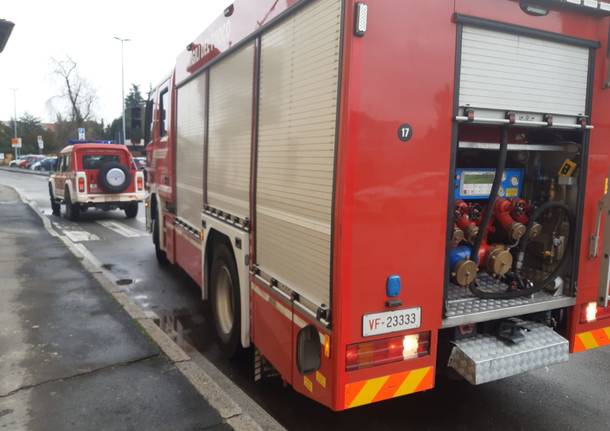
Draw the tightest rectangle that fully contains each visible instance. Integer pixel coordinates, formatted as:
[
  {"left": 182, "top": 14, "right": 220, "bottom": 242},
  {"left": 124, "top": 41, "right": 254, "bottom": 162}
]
[
  {"left": 11, "top": 88, "right": 18, "bottom": 159},
  {"left": 114, "top": 36, "right": 130, "bottom": 145}
]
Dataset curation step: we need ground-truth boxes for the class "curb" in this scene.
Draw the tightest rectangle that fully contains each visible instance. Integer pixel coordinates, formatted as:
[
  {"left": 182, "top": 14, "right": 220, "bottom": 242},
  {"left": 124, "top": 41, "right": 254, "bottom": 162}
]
[
  {"left": 8, "top": 185, "right": 281, "bottom": 431},
  {"left": 0, "top": 166, "right": 50, "bottom": 177}
]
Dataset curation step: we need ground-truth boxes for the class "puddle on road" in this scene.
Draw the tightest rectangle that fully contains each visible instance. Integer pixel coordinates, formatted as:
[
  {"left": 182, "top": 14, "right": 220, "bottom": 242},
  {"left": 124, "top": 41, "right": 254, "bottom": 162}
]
[
  {"left": 153, "top": 308, "right": 264, "bottom": 385},
  {"left": 155, "top": 309, "right": 208, "bottom": 354}
]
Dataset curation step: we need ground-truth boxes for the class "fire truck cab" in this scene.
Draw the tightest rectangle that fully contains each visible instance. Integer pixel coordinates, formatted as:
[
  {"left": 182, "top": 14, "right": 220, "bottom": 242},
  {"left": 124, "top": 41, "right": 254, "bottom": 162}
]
[{"left": 145, "top": 0, "right": 610, "bottom": 411}]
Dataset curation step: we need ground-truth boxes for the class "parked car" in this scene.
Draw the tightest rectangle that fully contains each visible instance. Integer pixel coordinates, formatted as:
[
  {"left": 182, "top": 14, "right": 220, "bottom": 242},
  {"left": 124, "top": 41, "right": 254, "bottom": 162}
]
[
  {"left": 32, "top": 157, "right": 58, "bottom": 172},
  {"left": 48, "top": 142, "right": 145, "bottom": 220},
  {"left": 17, "top": 155, "right": 45, "bottom": 169},
  {"left": 8, "top": 156, "right": 25, "bottom": 167}
]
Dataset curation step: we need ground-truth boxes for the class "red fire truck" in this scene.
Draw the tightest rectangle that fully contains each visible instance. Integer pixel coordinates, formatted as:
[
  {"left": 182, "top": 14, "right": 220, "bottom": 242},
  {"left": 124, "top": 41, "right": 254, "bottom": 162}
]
[{"left": 145, "top": 0, "right": 610, "bottom": 411}]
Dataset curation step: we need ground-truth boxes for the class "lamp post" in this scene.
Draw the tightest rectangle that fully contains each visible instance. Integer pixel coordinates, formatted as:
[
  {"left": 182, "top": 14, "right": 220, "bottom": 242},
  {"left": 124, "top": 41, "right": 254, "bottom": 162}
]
[
  {"left": 113, "top": 36, "right": 130, "bottom": 144},
  {"left": 11, "top": 88, "right": 18, "bottom": 159}
]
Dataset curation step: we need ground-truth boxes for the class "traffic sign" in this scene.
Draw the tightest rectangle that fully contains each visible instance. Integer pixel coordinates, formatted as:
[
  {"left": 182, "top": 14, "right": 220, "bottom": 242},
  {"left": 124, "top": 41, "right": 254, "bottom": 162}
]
[
  {"left": 11, "top": 137, "right": 22, "bottom": 148},
  {"left": 37, "top": 135, "right": 44, "bottom": 150},
  {"left": 78, "top": 128, "right": 86, "bottom": 140}
]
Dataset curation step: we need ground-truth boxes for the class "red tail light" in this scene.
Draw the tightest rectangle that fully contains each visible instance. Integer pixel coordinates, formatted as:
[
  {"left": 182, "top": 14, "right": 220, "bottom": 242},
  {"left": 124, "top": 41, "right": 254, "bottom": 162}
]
[
  {"left": 78, "top": 177, "right": 85, "bottom": 193},
  {"left": 346, "top": 332, "right": 430, "bottom": 371},
  {"left": 137, "top": 175, "right": 143, "bottom": 190}
]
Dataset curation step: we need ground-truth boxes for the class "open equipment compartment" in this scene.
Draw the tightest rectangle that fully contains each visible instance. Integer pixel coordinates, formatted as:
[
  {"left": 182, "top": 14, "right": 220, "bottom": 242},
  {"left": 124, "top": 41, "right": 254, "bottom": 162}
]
[{"left": 443, "top": 15, "right": 596, "bottom": 329}]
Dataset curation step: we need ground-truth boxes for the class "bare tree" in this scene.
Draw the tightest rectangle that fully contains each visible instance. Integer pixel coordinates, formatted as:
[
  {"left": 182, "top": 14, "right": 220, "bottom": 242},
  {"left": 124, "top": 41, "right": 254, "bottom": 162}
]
[{"left": 51, "top": 56, "right": 97, "bottom": 125}]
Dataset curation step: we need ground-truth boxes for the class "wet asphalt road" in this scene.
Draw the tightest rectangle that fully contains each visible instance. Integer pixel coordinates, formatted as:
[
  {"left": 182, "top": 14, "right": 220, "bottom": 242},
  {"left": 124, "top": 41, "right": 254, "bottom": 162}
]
[{"left": 1, "top": 169, "right": 609, "bottom": 431}]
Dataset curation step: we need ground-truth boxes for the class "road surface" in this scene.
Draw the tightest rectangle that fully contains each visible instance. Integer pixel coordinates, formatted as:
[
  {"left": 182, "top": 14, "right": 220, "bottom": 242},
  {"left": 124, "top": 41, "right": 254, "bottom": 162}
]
[{"left": 1, "top": 169, "right": 608, "bottom": 431}]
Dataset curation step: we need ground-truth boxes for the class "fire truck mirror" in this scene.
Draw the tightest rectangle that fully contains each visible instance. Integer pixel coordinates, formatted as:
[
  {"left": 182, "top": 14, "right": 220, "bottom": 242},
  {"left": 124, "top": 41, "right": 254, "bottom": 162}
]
[
  {"left": 296, "top": 325, "right": 321, "bottom": 375},
  {"left": 144, "top": 100, "right": 153, "bottom": 145}
]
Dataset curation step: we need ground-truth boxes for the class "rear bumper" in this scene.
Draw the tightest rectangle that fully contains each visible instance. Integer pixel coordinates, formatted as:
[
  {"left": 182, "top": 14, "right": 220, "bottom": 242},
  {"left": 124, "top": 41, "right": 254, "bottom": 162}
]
[{"left": 74, "top": 191, "right": 146, "bottom": 205}]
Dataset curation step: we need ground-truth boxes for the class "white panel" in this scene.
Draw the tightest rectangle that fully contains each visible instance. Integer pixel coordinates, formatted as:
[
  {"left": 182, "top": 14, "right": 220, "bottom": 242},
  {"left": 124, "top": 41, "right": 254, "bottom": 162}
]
[
  {"left": 459, "top": 26, "right": 590, "bottom": 117},
  {"left": 176, "top": 73, "right": 206, "bottom": 229},
  {"left": 207, "top": 43, "right": 255, "bottom": 219},
  {"left": 256, "top": 0, "right": 342, "bottom": 308}
]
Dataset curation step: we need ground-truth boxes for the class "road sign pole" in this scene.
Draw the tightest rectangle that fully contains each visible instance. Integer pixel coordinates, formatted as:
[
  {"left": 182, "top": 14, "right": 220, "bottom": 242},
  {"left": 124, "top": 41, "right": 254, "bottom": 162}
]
[
  {"left": 12, "top": 88, "right": 18, "bottom": 159},
  {"left": 37, "top": 135, "right": 44, "bottom": 154}
]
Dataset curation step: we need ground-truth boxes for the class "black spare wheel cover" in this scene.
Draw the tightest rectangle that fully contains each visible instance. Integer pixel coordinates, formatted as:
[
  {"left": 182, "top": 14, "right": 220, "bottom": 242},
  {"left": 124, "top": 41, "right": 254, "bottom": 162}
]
[{"left": 98, "top": 161, "right": 131, "bottom": 193}]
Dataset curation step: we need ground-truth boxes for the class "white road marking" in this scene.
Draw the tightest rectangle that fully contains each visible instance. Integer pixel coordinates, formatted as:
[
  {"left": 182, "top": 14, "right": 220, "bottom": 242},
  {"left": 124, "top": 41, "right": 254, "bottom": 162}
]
[
  {"left": 96, "top": 220, "right": 145, "bottom": 238},
  {"left": 64, "top": 230, "right": 100, "bottom": 242}
]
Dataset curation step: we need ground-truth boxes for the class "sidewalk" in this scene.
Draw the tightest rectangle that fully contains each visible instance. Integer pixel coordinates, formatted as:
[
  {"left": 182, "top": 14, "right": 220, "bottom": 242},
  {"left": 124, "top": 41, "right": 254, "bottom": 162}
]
[
  {"left": 0, "top": 185, "right": 230, "bottom": 431},
  {"left": 0, "top": 166, "right": 49, "bottom": 177}
]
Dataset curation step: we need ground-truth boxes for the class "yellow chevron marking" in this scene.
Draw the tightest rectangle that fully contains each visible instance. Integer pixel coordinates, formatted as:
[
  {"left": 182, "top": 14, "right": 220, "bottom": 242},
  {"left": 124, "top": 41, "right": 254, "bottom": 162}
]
[
  {"left": 394, "top": 367, "right": 430, "bottom": 397},
  {"left": 349, "top": 376, "right": 389, "bottom": 408},
  {"left": 303, "top": 376, "right": 313, "bottom": 393},
  {"left": 579, "top": 332, "right": 599, "bottom": 350},
  {"left": 316, "top": 371, "right": 327, "bottom": 388}
]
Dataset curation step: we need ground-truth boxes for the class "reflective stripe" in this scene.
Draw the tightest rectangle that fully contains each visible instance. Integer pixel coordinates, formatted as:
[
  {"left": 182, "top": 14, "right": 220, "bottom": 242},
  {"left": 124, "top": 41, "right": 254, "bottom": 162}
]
[
  {"left": 303, "top": 376, "right": 313, "bottom": 393},
  {"left": 293, "top": 314, "right": 307, "bottom": 328},
  {"left": 344, "top": 367, "right": 434, "bottom": 409},
  {"left": 275, "top": 301, "right": 291, "bottom": 321},
  {"left": 348, "top": 376, "right": 389, "bottom": 408},
  {"left": 574, "top": 325, "right": 610, "bottom": 352},
  {"left": 394, "top": 367, "right": 430, "bottom": 397},
  {"left": 316, "top": 371, "right": 327, "bottom": 388},
  {"left": 251, "top": 283, "right": 290, "bottom": 320}
]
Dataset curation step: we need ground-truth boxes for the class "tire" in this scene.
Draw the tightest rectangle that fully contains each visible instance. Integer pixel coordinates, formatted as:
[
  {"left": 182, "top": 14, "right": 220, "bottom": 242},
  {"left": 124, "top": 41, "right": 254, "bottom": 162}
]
[
  {"left": 152, "top": 217, "right": 168, "bottom": 265},
  {"left": 210, "top": 243, "right": 241, "bottom": 358},
  {"left": 49, "top": 184, "right": 61, "bottom": 216},
  {"left": 98, "top": 161, "right": 131, "bottom": 193},
  {"left": 124, "top": 202, "right": 138, "bottom": 218},
  {"left": 64, "top": 189, "right": 80, "bottom": 221}
]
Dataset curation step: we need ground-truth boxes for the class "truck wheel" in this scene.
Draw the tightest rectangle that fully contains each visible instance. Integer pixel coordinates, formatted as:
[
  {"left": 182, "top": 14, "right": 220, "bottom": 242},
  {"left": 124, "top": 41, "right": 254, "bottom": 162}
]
[
  {"left": 152, "top": 217, "right": 168, "bottom": 265},
  {"left": 124, "top": 202, "right": 139, "bottom": 218},
  {"left": 210, "top": 243, "right": 241, "bottom": 358},
  {"left": 64, "top": 190, "right": 80, "bottom": 221},
  {"left": 48, "top": 185, "right": 61, "bottom": 216}
]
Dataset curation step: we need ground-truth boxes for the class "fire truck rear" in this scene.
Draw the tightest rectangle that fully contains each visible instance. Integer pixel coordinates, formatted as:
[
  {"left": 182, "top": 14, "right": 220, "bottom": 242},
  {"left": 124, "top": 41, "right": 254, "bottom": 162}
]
[{"left": 145, "top": 0, "right": 610, "bottom": 410}]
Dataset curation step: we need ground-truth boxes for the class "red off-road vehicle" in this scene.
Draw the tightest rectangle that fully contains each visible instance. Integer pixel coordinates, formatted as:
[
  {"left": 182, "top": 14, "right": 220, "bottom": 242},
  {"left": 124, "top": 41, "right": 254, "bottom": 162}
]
[{"left": 49, "top": 141, "right": 145, "bottom": 220}]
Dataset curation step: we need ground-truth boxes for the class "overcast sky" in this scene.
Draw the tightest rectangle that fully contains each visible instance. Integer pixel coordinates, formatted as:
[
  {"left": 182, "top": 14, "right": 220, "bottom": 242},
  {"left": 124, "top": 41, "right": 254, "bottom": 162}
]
[{"left": 0, "top": 0, "right": 228, "bottom": 125}]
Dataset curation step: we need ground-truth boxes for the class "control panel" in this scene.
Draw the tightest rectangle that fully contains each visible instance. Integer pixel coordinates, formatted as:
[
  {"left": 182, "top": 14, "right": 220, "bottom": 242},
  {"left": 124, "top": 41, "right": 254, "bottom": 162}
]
[{"left": 455, "top": 168, "right": 524, "bottom": 200}]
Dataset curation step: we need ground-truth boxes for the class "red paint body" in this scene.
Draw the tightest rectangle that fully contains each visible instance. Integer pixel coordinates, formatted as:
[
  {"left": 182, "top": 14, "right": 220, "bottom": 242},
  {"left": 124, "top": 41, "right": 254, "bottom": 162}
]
[{"left": 145, "top": 0, "right": 610, "bottom": 411}]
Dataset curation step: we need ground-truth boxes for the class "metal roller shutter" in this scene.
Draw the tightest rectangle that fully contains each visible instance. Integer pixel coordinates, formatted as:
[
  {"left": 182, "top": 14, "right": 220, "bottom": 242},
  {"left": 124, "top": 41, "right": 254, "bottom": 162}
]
[
  {"left": 459, "top": 26, "right": 590, "bottom": 118},
  {"left": 256, "top": 0, "right": 342, "bottom": 308},
  {"left": 176, "top": 73, "right": 206, "bottom": 229},
  {"left": 207, "top": 43, "right": 255, "bottom": 219}
]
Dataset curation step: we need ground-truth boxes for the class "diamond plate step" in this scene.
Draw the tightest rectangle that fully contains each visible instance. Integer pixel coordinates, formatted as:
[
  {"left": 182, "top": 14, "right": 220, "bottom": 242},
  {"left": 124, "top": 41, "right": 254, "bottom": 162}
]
[
  {"left": 443, "top": 273, "right": 576, "bottom": 328},
  {"left": 448, "top": 322, "right": 569, "bottom": 385}
]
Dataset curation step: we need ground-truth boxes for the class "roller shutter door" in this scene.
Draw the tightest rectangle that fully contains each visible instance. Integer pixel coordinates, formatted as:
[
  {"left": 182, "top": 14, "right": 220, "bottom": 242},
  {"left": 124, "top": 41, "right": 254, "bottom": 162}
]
[
  {"left": 207, "top": 43, "right": 255, "bottom": 219},
  {"left": 459, "top": 26, "right": 590, "bottom": 118},
  {"left": 176, "top": 73, "right": 206, "bottom": 229},
  {"left": 256, "top": 0, "right": 342, "bottom": 308}
]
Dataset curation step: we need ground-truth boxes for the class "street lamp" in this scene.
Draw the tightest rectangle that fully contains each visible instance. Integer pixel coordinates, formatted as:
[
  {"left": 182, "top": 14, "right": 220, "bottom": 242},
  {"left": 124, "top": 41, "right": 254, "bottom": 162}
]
[
  {"left": 113, "top": 36, "right": 130, "bottom": 145},
  {"left": 11, "top": 87, "right": 18, "bottom": 159}
]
